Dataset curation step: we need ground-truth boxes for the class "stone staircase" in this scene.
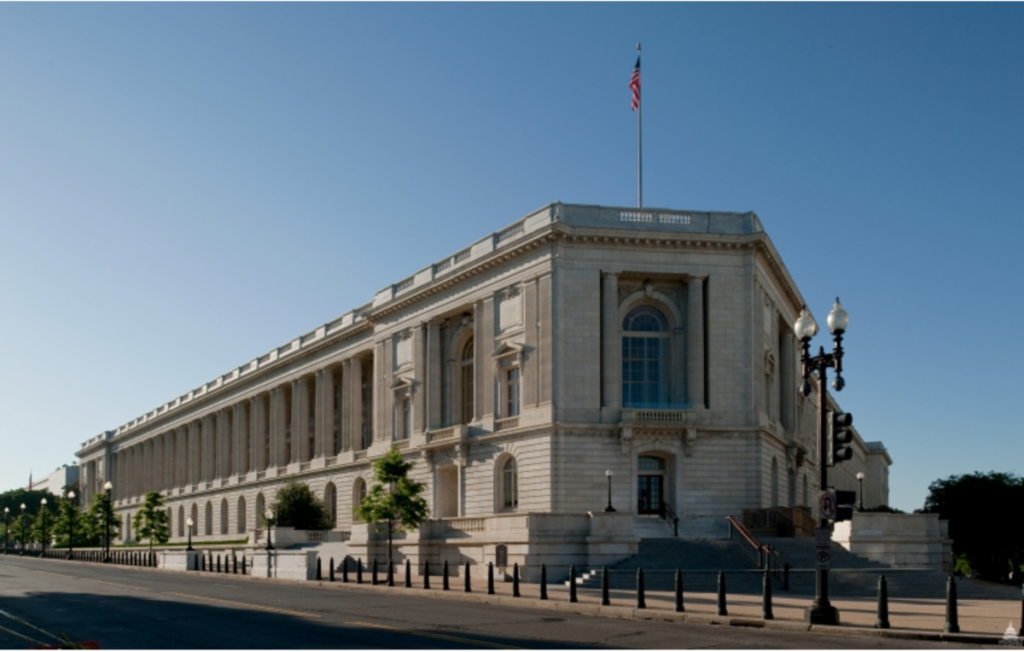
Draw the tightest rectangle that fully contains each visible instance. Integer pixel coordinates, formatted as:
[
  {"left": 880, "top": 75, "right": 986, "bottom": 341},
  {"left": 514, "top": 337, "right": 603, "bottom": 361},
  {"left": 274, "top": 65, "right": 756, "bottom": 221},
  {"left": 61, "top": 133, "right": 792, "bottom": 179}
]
[{"left": 565, "top": 536, "right": 1022, "bottom": 600}]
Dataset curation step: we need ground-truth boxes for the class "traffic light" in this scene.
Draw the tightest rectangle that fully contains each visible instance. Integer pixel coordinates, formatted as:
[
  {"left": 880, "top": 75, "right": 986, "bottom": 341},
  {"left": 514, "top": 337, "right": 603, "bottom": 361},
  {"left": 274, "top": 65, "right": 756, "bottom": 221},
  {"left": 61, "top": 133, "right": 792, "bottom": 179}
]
[{"left": 829, "top": 411, "right": 854, "bottom": 466}]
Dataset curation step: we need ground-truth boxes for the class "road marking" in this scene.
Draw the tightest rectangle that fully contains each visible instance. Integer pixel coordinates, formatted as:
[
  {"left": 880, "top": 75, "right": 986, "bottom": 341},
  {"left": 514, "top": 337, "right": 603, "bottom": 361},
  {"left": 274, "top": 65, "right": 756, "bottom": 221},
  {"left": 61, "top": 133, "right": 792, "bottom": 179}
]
[
  {"left": 347, "top": 621, "right": 521, "bottom": 649},
  {"left": 164, "top": 592, "right": 321, "bottom": 619}
]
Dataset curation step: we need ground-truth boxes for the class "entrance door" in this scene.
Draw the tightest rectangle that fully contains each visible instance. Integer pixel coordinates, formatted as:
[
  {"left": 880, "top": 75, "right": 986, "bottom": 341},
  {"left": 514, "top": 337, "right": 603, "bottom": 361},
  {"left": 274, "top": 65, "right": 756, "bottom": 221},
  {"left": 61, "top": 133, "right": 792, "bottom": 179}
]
[{"left": 637, "top": 475, "right": 663, "bottom": 515}]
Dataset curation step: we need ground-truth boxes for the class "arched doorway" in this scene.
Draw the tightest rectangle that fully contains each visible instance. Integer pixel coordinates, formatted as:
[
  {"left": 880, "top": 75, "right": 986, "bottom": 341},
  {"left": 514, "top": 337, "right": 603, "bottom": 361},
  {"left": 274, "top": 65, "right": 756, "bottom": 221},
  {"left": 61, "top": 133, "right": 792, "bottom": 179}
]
[
  {"left": 436, "top": 465, "right": 459, "bottom": 518},
  {"left": 637, "top": 456, "right": 666, "bottom": 515},
  {"left": 324, "top": 482, "right": 337, "bottom": 524}
]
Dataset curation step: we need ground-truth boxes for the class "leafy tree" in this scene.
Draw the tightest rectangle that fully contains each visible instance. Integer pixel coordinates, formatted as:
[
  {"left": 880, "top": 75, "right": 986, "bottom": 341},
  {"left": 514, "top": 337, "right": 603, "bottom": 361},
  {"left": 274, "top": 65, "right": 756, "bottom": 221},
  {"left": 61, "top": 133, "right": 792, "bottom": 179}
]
[
  {"left": 85, "top": 487, "right": 120, "bottom": 546},
  {"left": 355, "top": 446, "right": 429, "bottom": 566},
  {"left": 29, "top": 501, "right": 58, "bottom": 549},
  {"left": 266, "top": 480, "right": 333, "bottom": 531},
  {"left": 52, "top": 490, "right": 97, "bottom": 548},
  {"left": 132, "top": 492, "right": 170, "bottom": 552},
  {"left": 922, "top": 471, "right": 1024, "bottom": 582}
]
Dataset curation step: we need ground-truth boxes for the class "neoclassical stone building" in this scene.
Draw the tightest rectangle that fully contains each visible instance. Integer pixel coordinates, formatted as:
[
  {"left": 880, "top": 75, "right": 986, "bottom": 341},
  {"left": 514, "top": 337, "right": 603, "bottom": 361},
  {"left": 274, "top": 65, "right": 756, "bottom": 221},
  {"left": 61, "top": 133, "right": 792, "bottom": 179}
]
[{"left": 74, "top": 202, "right": 889, "bottom": 568}]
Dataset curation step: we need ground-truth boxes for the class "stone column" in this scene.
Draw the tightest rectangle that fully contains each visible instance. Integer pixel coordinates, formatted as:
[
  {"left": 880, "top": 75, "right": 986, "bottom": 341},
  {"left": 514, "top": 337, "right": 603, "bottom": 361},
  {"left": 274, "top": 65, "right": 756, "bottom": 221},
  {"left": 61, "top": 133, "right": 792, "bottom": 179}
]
[
  {"left": 273, "top": 387, "right": 288, "bottom": 468},
  {"left": 374, "top": 342, "right": 387, "bottom": 442},
  {"left": 479, "top": 298, "right": 496, "bottom": 418},
  {"left": 294, "top": 378, "right": 309, "bottom": 463},
  {"left": 414, "top": 323, "right": 427, "bottom": 434},
  {"left": 349, "top": 357, "right": 363, "bottom": 450},
  {"left": 188, "top": 421, "right": 200, "bottom": 488},
  {"left": 250, "top": 395, "right": 264, "bottom": 472},
  {"left": 427, "top": 320, "right": 441, "bottom": 430},
  {"left": 601, "top": 272, "right": 621, "bottom": 417},
  {"left": 321, "top": 367, "right": 335, "bottom": 457},
  {"left": 233, "top": 403, "right": 245, "bottom": 475},
  {"left": 201, "top": 415, "right": 214, "bottom": 482},
  {"left": 687, "top": 276, "right": 706, "bottom": 409},
  {"left": 341, "top": 359, "right": 353, "bottom": 451}
]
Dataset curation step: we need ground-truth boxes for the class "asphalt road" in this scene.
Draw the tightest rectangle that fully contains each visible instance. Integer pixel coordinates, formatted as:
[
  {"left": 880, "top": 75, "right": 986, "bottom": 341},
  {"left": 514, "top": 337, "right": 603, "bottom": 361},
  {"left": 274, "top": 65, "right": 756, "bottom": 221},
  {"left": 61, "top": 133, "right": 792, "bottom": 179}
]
[{"left": 0, "top": 555, "right": 984, "bottom": 649}]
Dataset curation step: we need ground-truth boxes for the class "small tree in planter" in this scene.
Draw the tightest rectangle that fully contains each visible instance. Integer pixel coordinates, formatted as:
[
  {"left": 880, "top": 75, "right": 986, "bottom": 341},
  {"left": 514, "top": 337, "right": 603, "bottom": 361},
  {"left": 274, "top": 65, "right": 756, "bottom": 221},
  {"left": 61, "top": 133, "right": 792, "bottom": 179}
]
[
  {"left": 266, "top": 481, "right": 334, "bottom": 531},
  {"left": 132, "top": 492, "right": 170, "bottom": 555},
  {"left": 355, "top": 446, "right": 429, "bottom": 569}
]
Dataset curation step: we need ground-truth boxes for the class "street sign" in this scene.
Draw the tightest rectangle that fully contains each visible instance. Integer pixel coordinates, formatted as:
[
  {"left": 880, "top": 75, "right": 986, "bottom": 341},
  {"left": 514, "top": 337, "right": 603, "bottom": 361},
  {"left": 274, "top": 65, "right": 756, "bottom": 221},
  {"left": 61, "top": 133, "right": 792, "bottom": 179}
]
[
  {"left": 815, "top": 547, "right": 831, "bottom": 570},
  {"left": 815, "top": 527, "right": 831, "bottom": 547},
  {"left": 819, "top": 491, "right": 836, "bottom": 520}
]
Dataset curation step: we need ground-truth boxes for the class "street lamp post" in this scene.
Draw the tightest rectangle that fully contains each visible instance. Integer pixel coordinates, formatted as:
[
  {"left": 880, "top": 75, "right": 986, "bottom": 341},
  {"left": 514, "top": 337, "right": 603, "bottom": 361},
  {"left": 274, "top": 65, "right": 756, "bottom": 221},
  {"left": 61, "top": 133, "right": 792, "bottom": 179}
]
[
  {"left": 795, "top": 298, "right": 850, "bottom": 626},
  {"left": 186, "top": 517, "right": 194, "bottom": 551},
  {"left": 39, "top": 498, "right": 48, "bottom": 558},
  {"left": 265, "top": 509, "right": 274, "bottom": 551},
  {"left": 856, "top": 472, "right": 865, "bottom": 512},
  {"left": 19, "top": 503, "right": 26, "bottom": 556},
  {"left": 66, "top": 490, "right": 77, "bottom": 560},
  {"left": 103, "top": 481, "right": 113, "bottom": 563},
  {"left": 3, "top": 507, "right": 9, "bottom": 554},
  {"left": 604, "top": 470, "right": 616, "bottom": 512}
]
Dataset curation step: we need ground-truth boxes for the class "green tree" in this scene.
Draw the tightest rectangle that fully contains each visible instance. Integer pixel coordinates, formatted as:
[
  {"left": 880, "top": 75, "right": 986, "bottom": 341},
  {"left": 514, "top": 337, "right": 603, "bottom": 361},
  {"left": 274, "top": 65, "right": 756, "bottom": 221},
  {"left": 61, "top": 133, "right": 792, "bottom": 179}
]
[
  {"left": 355, "top": 446, "right": 429, "bottom": 566},
  {"left": 132, "top": 492, "right": 170, "bottom": 553},
  {"left": 85, "top": 488, "right": 120, "bottom": 547},
  {"left": 266, "top": 481, "right": 333, "bottom": 531},
  {"left": 29, "top": 500, "right": 58, "bottom": 551},
  {"left": 52, "top": 490, "right": 97, "bottom": 548},
  {"left": 922, "top": 471, "right": 1024, "bottom": 582}
]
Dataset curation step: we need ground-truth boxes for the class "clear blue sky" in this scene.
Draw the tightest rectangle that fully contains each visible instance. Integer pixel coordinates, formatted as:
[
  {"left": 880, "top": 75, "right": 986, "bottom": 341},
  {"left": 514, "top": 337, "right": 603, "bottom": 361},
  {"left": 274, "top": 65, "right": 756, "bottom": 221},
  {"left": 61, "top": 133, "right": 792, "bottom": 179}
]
[{"left": 1, "top": 3, "right": 1021, "bottom": 512}]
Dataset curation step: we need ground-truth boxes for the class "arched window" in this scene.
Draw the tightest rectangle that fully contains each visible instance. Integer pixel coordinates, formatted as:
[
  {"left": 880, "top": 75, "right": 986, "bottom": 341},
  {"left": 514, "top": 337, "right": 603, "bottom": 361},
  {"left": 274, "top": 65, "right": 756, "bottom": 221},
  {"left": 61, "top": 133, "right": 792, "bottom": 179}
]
[
  {"left": 352, "top": 478, "right": 367, "bottom": 522},
  {"left": 255, "top": 493, "right": 265, "bottom": 526},
  {"left": 204, "top": 501, "right": 213, "bottom": 536},
  {"left": 220, "top": 498, "right": 229, "bottom": 535},
  {"left": 324, "top": 482, "right": 337, "bottom": 524},
  {"left": 622, "top": 306, "right": 670, "bottom": 408},
  {"left": 460, "top": 338, "right": 474, "bottom": 424},
  {"left": 237, "top": 496, "right": 247, "bottom": 534},
  {"left": 771, "top": 458, "right": 779, "bottom": 508},
  {"left": 502, "top": 458, "right": 518, "bottom": 510},
  {"left": 190, "top": 504, "right": 198, "bottom": 535},
  {"left": 178, "top": 505, "right": 185, "bottom": 537}
]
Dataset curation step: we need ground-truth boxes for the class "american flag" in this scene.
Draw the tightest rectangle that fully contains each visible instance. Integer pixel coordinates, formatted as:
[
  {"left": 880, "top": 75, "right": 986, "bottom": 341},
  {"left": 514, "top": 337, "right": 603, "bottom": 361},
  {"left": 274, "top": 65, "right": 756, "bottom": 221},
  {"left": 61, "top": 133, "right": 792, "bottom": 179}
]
[{"left": 630, "top": 55, "right": 641, "bottom": 111}]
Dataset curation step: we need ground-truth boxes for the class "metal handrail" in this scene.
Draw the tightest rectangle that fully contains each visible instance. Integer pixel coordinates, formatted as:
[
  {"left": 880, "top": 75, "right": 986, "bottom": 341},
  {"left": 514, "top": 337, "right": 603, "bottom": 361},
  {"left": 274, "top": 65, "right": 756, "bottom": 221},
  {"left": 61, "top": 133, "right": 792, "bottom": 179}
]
[
  {"left": 725, "top": 515, "right": 790, "bottom": 589},
  {"left": 659, "top": 502, "right": 680, "bottom": 537}
]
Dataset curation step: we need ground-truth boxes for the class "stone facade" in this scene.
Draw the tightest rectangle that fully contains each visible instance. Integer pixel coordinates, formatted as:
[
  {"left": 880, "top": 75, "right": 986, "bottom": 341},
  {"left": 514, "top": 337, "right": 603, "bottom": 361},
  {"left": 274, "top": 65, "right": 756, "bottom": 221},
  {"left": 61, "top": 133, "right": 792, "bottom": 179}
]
[{"left": 74, "top": 202, "right": 891, "bottom": 570}]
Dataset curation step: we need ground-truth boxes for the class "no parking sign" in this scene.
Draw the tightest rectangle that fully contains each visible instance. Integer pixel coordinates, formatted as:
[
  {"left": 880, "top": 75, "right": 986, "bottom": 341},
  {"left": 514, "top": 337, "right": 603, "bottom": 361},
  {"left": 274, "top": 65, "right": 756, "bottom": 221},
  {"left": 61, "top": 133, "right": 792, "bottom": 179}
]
[{"left": 819, "top": 491, "right": 836, "bottom": 520}]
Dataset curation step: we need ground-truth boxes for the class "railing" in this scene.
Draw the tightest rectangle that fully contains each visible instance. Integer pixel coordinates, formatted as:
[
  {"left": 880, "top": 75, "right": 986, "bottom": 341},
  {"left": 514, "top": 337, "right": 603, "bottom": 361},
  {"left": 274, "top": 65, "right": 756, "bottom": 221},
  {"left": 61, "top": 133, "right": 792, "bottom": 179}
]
[
  {"left": 494, "top": 416, "right": 519, "bottom": 432},
  {"left": 659, "top": 501, "right": 680, "bottom": 537},
  {"left": 444, "top": 518, "right": 486, "bottom": 534},
  {"left": 394, "top": 439, "right": 410, "bottom": 450},
  {"left": 726, "top": 515, "right": 790, "bottom": 590},
  {"left": 306, "top": 531, "right": 328, "bottom": 542}
]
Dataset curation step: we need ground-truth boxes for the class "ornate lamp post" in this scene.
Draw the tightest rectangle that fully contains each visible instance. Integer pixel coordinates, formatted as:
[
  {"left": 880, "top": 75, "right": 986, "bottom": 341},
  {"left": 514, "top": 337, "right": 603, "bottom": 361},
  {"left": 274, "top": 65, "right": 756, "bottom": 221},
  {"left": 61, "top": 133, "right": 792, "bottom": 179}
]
[
  {"left": 604, "top": 470, "right": 616, "bottom": 512},
  {"left": 185, "top": 517, "right": 194, "bottom": 551},
  {"left": 19, "top": 503, "right": 26, "bottom": 556},
  {"left": 3, "top": 507, "right": 9, "bottom": 554},
  {"left": 103, "top": 481, "right": 113, "bottom": 563},
  {"left": 856, "top": 472, "right": 865, "bottom": 511},
  {"left": 795, "top": 298, "right": 850, "bottom": 626},
  {"left": 265, "top": 509, "right": 274, "bottom": 551},
  {"left": 66, "top": 490, "right": 77, "bottom": 560},
  {"left": 39, "top": 498, "right": 48, "bottom": 557}
]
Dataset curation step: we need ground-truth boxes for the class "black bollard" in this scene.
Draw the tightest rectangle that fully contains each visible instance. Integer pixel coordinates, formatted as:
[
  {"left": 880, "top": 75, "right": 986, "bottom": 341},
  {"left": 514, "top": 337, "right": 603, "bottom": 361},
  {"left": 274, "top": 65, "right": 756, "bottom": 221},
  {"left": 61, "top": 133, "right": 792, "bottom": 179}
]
[
  {"left": 233, "top": 554, "right": 238, "bottom": 575},
  {"left": 443, "top": 559, "right": 450, "bottom": 591},
  {"left": 316, "top": 557, "right": 322, "bottom": 581},
  {"left": 944, "top": 575, "right": 960, "bottom": 633},
  {"left": 540, "top": 564, "right": 548, "bottom": 600},
  {"left": 488, "top": 562, "right": 495, "bottom": 595},
  {"left": 357, "top": 558, "right": 363, "bottom": 584},
  {"left": 424, "top": 560, "right": 430, "bottom": 590},
  {"left": 329, "top": 557, "right": 335, "bottom": 582},
  {"left": 636, "top": 568, "right": 646, "bottom": 609},
  {"left": 569, "top": 564, "right": 577, "bottom": 603},
  {"left": 783, "top": 562, "right": 790, "bottom": 591},
  {"left": 675, "top": 569, "right": 684, "bottom": 612},
  {"left": 464, "top": 561, "right": 471, "bottom": 593},
  {"left": 241, "top": 556, "right": 247, "bottom": 575},
  {"left": 387, "top": 559, "right": 394, "bottom": 587},
  {"left": 601, "top": 566, "right": 610, "bottom": 606},
  {"left": 762, "top": 566, "right": 774, "bottom": 620},
  {"left": 201, "top": 553, "right": 205, "bottom": 572},
  {"left": 405, "top": 559, "right": 411, "bottom": 588},
  {"left": 342, "top": 557, "right": 348, "bottom": 583},
  {"left": 217, "top": 554, "right": 222, "bottom": 573},
  {"left": 875, "top": 575, "right": 890, "bottom": 629},
  {"left": 512, "top": 562, "right": 520, "bottom": 597},
  {"left": 372, "top": 558, "right": 378, "bottom": 585},
  {"left": 717, "top": 571, "right": 728, "bottom": 616}
]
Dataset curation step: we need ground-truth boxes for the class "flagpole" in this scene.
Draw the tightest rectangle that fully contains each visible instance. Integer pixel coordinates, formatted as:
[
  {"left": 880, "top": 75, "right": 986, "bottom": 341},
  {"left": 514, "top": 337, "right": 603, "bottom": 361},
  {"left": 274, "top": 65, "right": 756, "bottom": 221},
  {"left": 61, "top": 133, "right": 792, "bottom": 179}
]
[{"left": 636, "top": 42, "right": 643, "bottom": 209}]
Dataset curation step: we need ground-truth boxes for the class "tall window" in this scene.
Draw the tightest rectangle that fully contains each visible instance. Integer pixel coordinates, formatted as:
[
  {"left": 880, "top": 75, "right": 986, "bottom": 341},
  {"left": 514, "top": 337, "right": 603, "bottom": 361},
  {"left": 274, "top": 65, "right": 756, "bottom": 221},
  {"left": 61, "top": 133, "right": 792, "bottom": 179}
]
[
  {"left": 460, "top": 338, "right": 475, "bottom": 424},
  {"left": 361, "top": 362, "right": 373, "bottom": 449},
  {"left": 622, "top": 306, "right": 671, "bottom": 408},
  {"left": 506, "top": 367, "right": 521, "bottom": 417},
  {"left": 503, "top": 458, "right": 518, "bottom": 509},
  {"left": 401, "top": 396, "right": 411, "bottom": 440}
]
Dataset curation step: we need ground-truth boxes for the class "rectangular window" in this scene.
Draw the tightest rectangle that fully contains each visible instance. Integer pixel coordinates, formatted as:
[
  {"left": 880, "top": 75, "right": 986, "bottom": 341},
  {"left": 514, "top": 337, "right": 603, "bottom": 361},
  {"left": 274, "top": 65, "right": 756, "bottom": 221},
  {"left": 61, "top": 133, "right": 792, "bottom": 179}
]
[
  {"left": 507, "top": 368, "right": 521, "bottom": 417},
  {"left": 402, "top": 397, "right": 411, "bottom": 440}
]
